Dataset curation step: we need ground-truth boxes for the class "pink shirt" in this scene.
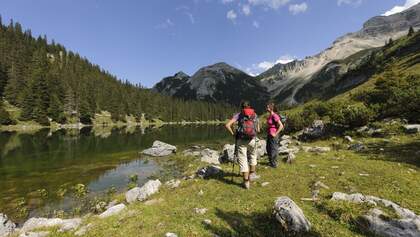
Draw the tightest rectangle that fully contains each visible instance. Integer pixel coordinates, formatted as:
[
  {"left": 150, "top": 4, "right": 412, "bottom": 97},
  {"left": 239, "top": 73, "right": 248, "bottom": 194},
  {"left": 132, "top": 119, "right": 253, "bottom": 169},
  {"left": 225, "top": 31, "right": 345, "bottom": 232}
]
[{"left": 267, "top": 113, "right": 280, "bottom": 136}]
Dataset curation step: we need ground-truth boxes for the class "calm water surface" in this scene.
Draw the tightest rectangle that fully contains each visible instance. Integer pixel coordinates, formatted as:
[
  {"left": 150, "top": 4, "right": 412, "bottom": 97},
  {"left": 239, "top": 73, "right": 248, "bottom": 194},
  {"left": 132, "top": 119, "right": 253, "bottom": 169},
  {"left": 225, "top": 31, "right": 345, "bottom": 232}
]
[{"left": 0, "top": 125, "right": 228, "bottom": 222}]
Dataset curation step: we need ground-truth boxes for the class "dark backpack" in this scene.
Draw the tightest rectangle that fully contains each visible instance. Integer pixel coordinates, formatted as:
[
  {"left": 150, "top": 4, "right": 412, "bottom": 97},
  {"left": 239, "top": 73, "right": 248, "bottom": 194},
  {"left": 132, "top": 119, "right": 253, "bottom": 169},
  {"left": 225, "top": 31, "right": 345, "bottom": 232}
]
[{"left": 237, "top": 108, "right": 257, "bottom": 140}]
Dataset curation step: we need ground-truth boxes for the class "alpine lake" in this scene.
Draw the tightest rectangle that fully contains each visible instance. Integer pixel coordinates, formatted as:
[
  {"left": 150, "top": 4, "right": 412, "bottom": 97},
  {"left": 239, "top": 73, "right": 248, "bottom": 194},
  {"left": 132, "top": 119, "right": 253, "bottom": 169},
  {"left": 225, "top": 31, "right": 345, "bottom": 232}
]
[{"left": 0, "top": 124, "right": 230, "bottom": 223}]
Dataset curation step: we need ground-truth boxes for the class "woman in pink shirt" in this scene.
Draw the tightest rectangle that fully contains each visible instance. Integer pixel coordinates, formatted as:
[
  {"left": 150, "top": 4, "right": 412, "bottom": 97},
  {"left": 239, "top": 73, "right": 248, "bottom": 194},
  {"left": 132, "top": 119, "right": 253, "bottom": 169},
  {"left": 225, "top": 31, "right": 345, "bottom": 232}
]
[{"left": 266, "top": 103, "right": 284, "bottom": 168}]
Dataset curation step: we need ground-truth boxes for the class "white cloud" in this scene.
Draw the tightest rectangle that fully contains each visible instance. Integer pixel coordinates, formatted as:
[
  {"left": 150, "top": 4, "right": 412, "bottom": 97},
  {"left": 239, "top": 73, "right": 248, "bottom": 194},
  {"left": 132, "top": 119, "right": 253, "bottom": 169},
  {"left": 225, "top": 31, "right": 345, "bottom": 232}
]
[
  {"left": 337, "top": 0, "right": 362, "bottom": 7},
  {"left": 222, "top": 0, "right": 235, "bottom": 4},
  {"left": 253, "top": 20, "right": 260, "bottom": 28},
  {"left": 242, "top": 4, "right": 251, "bottom": 15},
  {"left": 185, "top": 12, "right": 195, "bottom": 24},
  {"left": 383, "top": 0, "right": 420, "bottom": 16},
  {"left": 155, "top": 18, "right": 175, "bottom": 29},
  {"left": 246, "top": 55, "right": 297, "bottom": 75},
  {"left": 248, "top": 0, "right": 290, "bottom": 10},
  {"left": 227, "top": 10, "right": 237, "bottom": 22},
  {"left": 289, "top": 2, "right": 308, "bottom": 15}
]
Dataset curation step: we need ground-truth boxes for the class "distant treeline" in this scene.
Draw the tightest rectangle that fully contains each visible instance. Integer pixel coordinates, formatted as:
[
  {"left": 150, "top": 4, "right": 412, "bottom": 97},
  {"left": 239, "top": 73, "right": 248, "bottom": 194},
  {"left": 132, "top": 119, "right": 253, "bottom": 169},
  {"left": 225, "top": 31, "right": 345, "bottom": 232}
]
[{"left": 0, "top": 17, "right": 234, "bottom": 125}]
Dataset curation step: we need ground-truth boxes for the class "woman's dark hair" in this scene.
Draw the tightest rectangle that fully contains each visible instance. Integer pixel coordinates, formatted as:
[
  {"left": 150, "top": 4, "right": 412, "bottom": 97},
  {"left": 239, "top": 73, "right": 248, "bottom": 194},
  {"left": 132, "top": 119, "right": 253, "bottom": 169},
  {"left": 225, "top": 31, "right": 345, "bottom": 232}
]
[
  {"left": 240, "top": 100, "right": 251, "bottom": 109},
  {"left": 267, "top": 102, "right": 278, "bottom": 113}
]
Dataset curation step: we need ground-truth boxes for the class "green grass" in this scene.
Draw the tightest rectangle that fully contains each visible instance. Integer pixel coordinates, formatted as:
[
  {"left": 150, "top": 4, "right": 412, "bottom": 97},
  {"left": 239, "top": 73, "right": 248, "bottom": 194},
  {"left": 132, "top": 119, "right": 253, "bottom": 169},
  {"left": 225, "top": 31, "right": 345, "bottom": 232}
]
[{"left": 34, "top": 133, "right": 420, "bottom": 237}]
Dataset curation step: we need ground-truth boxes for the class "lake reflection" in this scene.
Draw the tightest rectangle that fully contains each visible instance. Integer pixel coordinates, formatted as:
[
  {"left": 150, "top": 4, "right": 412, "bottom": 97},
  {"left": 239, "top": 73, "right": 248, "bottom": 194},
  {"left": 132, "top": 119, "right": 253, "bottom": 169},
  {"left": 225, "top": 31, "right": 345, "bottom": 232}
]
[{"left": 0, "top": 125, "right": 227, "bottom": 221}]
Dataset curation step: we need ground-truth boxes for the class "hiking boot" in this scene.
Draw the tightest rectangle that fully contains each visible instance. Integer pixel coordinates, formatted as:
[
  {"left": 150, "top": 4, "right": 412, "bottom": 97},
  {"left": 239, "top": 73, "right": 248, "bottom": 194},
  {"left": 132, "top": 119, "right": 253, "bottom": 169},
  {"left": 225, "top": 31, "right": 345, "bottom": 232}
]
[
  {"left": 249, "top": 173, "right": 260, "bottom": 181},
  {"left": 243, "top": 180, "right": 250, "bottom": 189},
  {"left": 270, "top": 162, "right": 278, "bottom": 168}
]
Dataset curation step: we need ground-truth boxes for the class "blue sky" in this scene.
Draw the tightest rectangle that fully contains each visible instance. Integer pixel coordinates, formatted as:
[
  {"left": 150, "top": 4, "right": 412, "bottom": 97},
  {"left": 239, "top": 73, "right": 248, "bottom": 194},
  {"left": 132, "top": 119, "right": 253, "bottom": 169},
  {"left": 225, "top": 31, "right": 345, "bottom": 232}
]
[{"left": 0, "top": 0, "right": 418, "bottom": 87}]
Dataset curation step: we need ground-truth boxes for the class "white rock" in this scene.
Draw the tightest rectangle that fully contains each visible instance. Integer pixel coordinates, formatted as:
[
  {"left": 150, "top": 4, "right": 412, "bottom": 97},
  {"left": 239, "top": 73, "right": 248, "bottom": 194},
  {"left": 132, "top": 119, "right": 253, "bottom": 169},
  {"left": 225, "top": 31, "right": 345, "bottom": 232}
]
[
  {"left": 221, "top": 144, "right": 235, "bottom": 162},
  {"left": 203, "top": 219, "right": 212, "bottom": 225},
  {"left": 142, "top": 141, "right": 176, "bottom": 157},
  {"left": 19, "top": 231, "right": 50, "bottom": 237},
  {"left": 74, "top": 224, "right": 93, "bottom": 236},
  {"left": 331, "top": 192, "right": 365, "bottom": 203},
  {"left": 165, "top": 233, "right": 178, "bottom": 237},
  {"left": 344, "top": 136, "right": 353, "bottom": 142},
  {"left": 261, "top": 182, "right": 270, "bottom": 187},
  {"left": 126, "top": 181, "right": 161, "bottom": 203},
  {"left": 286, "top": 152, "right": 295, "bottom": 164},
  {"left": 165, "top": 179, "right": 181, "bottom": 189},
  {"left": 126, "top": 180, "right": 162, "bottom": 203},
  {"left": 193, "top": 208, "right": 208, "bottom": 215},
  {"left": 404, "top": 124, "right": 420, "bottom": 134},
  {"left": 200, "top": 148, "right": 220, "bottom": 165},
  {"left": 22, "top": 218, "right": 81, "bottom": 232},
  {"left": 99, "top": 204, "right": 126, "bottom": 219},
  {"left": 302, "top": 146, "right": 331, "bottom": 153},
  {"left": 0, "top": 213, "right": 16, "bottom": 237},
  {"left": 361, "top": 208, "right": 420, "bottom": 237},
  {"left": 273, "top": 196, "right": 311, "bottom": 234}
]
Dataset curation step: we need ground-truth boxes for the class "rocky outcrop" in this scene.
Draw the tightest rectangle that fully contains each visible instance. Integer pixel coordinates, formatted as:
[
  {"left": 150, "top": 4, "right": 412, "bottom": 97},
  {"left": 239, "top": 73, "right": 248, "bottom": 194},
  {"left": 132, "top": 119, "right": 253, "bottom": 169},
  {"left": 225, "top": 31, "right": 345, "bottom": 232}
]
[
  {"left": 125, "top": 179, "right": 162, "bottom": 203},
  {"left": 21, "top": 217, "right": 81, "bottom": 232},
  {"left": 273, "top": 197, "right": 311, "bottom": 235},
  {"left": 361, "top": 208, "right": 420, "bottom": 237},
  {"left": 331, "top": 192, "right": 420, "bottom": 237},
  {"left": 141, "top": 141, "right": 176, "bottom": 157},
  {"left": 299, "top": 120, "right": 326, "bottom": 141},
  {"left": 0, "top": 213, "right": 15, "bottom": 237},
  {"left": 99, "top": 204, "right": 126, "bottom": 219},
  {"left": 302, "top": 146, "right": 331, "bottom": 153},
  {"left": 183, "top": 147, "right": 221, "bottom": 164}
]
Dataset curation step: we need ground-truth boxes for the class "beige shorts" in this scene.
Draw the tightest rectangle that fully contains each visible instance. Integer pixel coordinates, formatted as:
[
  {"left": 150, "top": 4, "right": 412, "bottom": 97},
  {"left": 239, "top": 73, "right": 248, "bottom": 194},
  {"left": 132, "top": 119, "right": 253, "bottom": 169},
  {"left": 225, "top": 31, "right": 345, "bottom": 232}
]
[{"left": 236, "top": 138, "right": 258, "bottom": 173}]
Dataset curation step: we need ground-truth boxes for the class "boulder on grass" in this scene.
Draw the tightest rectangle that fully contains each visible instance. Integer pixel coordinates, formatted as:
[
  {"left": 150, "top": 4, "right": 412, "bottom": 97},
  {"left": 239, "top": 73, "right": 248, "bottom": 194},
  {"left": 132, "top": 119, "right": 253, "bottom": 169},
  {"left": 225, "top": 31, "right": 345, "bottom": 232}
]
[
  {"left": 200, "top": 148, "right": 220, "bottom": 165},
  {"left": 99, "top": 204, "right": 126, "bottom": 219},
  {"left": 299, "top": 120, "right": 326, "bottom": 141},
  {"left": 21, "top": 217, "right": 81, "bottom": 232},
  {"left": 125, "top": 179, "right": 162, "bottom": 203},
  {"left": 141, "top": 141, "right": 176, "bottom": 157},
  {"left": 359, "top": 208, "right": 420, "bottom": 237},
  {"left": 273, "top": 197, "right": 311, "bottom": 235}
]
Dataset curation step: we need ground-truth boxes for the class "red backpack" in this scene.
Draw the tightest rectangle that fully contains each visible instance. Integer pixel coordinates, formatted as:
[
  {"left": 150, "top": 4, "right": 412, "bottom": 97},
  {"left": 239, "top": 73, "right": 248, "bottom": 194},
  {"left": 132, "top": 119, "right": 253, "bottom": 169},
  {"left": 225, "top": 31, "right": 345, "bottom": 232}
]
[{"left": 236, "top": 108, "right": 257, "bottom": 139}]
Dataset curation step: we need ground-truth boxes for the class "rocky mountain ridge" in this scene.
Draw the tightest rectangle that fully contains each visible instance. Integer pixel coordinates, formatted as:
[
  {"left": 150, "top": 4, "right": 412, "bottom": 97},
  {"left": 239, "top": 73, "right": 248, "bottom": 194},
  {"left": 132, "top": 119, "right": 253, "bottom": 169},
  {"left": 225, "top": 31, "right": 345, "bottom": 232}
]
[{"left": 154, "top": 3, "right": 420, "bottom": 107}]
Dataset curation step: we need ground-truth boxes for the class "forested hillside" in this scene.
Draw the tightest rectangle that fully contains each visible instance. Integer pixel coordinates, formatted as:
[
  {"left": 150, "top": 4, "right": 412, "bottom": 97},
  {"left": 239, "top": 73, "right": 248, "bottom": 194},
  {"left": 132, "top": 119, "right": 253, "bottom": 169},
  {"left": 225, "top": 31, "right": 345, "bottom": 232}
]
[{"left": 0, "top": 18, "right": 234, "bottom": 126}]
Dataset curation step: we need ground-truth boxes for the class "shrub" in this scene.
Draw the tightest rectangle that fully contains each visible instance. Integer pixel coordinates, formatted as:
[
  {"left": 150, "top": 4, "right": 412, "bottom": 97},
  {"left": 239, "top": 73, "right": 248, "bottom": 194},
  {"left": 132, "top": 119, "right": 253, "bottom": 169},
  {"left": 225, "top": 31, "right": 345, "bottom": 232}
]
[{"left": 328, "top": 102, "right": 374, "bottom": 128}]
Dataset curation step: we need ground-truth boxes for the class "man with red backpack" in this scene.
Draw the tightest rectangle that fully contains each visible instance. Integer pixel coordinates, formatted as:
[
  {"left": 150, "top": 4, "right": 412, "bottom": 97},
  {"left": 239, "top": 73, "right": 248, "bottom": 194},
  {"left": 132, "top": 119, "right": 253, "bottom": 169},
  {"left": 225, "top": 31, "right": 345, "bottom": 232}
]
[{"left": 225, "top": 101, "right": 260, "bottom": 189}]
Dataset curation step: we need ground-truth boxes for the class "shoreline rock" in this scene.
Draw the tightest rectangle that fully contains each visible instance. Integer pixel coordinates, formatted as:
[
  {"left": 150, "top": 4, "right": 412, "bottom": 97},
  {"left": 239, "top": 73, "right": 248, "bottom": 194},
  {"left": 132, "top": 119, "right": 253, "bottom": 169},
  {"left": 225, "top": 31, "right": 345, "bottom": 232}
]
[{"left": 126, "top": 179, "right": 162, "bottom": 203}]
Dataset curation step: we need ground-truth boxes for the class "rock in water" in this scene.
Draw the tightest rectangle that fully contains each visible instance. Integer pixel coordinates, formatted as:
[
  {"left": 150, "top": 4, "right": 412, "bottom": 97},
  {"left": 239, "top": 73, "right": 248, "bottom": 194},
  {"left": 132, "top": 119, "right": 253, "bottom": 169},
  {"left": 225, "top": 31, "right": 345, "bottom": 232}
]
[
  {"left": 360, "top": 208, "right": 420, "bottom": 237},
  {"left": 99, "top": 204, "right": 126, "bottom": 219},
  {"left": 125, "top": 179, "right": 161, "bottom": 203},
  {"left": 404, "top": 124, "right": 420, "bottom": 134},
  {"left": 0, "top": 213, "right": 16, "bottom": 237},
  {"left": 273, "top": 197, "right": 311, "bottom": 234},
  {"left": 141, "top": 141, "right": 176, "bottom": 157}
]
